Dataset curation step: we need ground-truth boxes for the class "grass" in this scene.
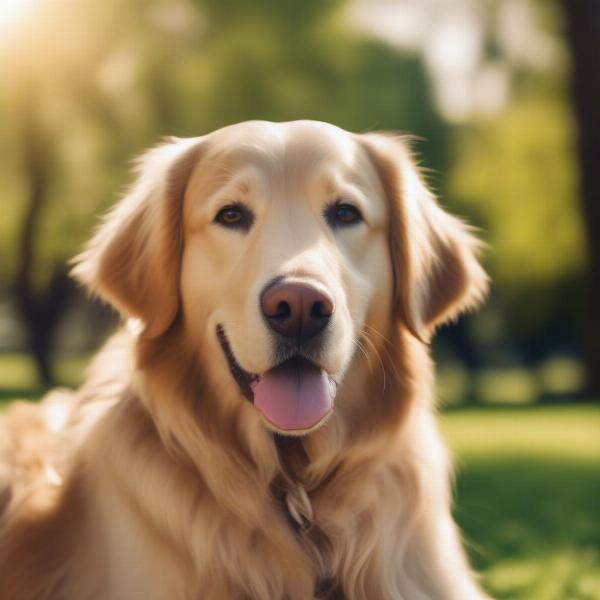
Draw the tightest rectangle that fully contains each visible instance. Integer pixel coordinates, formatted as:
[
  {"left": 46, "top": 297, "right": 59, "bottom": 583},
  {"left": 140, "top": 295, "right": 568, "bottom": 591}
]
[
  {"left": 1, "top": 353, "right": 599, "bottom": 598},
  {"left": 442, "top": 405, "right": 600, "bottom": 599},
  {"left": 0, "top": 352, "right": 88, "bottom": 402}
]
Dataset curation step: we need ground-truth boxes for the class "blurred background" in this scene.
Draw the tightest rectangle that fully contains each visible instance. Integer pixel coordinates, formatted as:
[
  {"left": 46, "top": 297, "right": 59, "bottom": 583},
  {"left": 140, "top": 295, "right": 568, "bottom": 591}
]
[{"left": 0, "top": 0, "right": 598, "bottom": 598}]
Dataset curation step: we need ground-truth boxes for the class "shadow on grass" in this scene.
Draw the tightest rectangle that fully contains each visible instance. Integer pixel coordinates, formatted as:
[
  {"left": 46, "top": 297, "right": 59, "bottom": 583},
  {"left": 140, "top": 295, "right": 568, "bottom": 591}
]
[
  {"left": 456, "top": 456, "right": 600, "bottom": 599},
  {"left": 0, "top": 387, "right": 46, "bottom": 404}
]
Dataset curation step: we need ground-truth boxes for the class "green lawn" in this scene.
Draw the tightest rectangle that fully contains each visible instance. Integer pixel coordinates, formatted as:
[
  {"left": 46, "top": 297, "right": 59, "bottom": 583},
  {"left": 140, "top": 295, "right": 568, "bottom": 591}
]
[
  {"left": 0, "top": 352, "right": 88, "bottom": 402},
  {"left": 1, "top": 353, "right": 599, "bottom": 599},
  {"left": 442, "top": 405, "right": 600, "bottom": 600}
]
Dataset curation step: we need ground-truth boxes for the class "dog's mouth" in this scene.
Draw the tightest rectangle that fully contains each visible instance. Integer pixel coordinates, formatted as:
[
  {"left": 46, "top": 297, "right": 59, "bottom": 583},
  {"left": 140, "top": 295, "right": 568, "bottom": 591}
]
[{"left": 216, "top": 325, "right": 337, "bottom": 433}]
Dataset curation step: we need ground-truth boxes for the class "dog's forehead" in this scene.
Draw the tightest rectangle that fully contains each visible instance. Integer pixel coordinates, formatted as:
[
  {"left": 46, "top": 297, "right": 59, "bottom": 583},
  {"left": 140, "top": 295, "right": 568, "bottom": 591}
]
[
  {"left": 184, "top": 121, "right": 386, "bottom": 215},
  {"left": 201, "top": 120, "right": 367, "bottom": 183}
]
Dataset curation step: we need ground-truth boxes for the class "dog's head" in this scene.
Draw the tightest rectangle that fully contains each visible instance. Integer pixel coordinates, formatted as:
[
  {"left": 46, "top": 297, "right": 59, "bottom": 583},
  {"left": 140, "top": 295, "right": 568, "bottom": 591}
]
[{"left": 73, "top": 121, "right": 487, "bottom": 435}]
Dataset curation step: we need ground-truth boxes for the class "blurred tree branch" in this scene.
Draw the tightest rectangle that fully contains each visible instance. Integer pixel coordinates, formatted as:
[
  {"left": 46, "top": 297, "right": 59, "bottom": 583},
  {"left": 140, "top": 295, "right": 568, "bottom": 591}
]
[{"left": 562, "top": 0, "right": 600, "bottom": 398}]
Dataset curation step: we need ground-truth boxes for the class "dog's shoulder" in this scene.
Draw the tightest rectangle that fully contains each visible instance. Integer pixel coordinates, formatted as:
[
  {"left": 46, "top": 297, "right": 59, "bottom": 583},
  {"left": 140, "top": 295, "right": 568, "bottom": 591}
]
[
  {"left": 0, "top": 330, "right": 133, "bottom": 510},
  {"left": 0, "top": 391, "right": 73, "bottom": 516},
  {"left": 0, "top": 330, "right": 136, "bottom": 598}
]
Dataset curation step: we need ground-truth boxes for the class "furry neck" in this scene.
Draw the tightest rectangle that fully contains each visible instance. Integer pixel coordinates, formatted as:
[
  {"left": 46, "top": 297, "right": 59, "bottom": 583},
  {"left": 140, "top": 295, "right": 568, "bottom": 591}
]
[
  {"left": 130, "top": 320, "right": 420, "bottom": 517},
  {"left": 87, "top": 324, "right": 436, "bottom": 599}
]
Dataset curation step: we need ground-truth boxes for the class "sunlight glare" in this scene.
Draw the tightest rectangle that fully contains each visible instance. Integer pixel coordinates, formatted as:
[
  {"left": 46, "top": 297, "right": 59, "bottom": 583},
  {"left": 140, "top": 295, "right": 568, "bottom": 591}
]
[{"left": 0, "top": 0, "right": 36, "bottom": 32}]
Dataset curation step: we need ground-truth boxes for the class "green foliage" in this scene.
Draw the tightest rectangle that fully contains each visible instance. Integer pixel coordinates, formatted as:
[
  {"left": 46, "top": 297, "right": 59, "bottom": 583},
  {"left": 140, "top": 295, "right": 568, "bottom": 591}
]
[
  {"left": 448, "top": 88, "right": 585, "bottom": 357},
  {"left": 450, "top": 96, "right": 583, "bottom": 290}
]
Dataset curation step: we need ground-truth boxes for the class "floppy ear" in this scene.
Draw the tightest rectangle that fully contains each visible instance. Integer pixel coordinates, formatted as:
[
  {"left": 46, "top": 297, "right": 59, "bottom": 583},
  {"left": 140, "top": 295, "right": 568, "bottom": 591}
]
[
  {"left": 71, "top": 137, "right": 204, "bottom": 338},
  {"left": 359, "top": 133, "right": 489, "bottom": 341}
]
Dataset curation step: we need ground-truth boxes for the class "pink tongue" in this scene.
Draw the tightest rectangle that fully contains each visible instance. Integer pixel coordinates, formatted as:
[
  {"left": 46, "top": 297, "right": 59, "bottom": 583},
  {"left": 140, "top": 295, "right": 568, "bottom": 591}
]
[{"left": 251, "top": 359, "right": 335, "bottom": 431}]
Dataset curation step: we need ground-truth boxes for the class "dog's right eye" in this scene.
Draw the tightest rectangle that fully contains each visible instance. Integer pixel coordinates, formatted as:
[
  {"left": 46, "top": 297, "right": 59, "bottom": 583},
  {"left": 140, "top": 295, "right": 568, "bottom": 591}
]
[
  {"left": 324, "top": 201, "right": 363, "bottom": 229},
  {"left": 214, "top": 203, "right": 255, "bottom": 232}
]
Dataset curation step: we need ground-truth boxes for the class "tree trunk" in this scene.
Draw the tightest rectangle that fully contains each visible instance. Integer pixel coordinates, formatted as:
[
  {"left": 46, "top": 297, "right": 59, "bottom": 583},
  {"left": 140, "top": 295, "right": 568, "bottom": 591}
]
[
  {"left": 562, "top": 0, "right": 600, "bottom": 398},
  {"left": 14, "top": 85, "right": 72, "bottom": 387}
]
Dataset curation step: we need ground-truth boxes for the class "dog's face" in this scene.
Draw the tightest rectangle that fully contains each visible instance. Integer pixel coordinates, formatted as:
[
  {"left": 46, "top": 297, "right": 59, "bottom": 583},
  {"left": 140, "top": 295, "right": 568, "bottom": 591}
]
[
  {"left": 73, "top": 120, "right": 487, "bottom": 435},
  {"left": 179, "top": 122, "right": 392, "bottom": 432}
]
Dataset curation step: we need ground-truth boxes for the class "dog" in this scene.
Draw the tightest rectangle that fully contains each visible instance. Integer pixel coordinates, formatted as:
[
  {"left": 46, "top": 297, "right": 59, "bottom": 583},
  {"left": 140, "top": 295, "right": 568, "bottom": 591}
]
[{"left": 0, "top": 120, "right": 490, "bottom": 599}]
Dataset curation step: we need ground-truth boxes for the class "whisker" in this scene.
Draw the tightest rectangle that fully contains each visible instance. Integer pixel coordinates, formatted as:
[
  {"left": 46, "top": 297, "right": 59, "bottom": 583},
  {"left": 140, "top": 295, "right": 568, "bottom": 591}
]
[
  {"left": 362, "top": 324, "right": 403, "bottom": 382},
  {"left": 363, "top": 323, "right": 394, "bottom": 347},
  {"left": 360, "top": 329, "right": 387, "bottom": 395},
  {"left": 352, "top": 337, "right": 371, "bottom": 371}
]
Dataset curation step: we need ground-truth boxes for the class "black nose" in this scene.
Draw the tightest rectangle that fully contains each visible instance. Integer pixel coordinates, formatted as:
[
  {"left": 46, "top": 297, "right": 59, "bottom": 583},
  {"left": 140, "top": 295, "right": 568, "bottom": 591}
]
[{"left": 260, "top": 280, "right": 334, "bottom": 343}]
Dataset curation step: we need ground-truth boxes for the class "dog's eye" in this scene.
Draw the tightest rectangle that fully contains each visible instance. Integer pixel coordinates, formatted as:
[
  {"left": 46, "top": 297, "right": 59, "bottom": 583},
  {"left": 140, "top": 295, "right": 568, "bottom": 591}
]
[
  {"left": 214, "top": 203, "right": 255, "bottom": 232},
  {"left": 325, "top": 202, "right": 363, "bottom": 229}
]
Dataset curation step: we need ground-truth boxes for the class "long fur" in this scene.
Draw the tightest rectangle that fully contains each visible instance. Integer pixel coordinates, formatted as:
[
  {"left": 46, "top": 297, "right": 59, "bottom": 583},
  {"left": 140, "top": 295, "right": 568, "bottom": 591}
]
[{"left": 0, "top": 121, "right": 490, "bottom": 600}]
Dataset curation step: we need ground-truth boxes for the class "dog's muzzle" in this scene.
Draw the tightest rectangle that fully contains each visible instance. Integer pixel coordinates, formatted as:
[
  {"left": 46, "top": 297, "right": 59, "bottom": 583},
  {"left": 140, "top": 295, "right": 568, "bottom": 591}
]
[{"left": 216, "top": 325, "right": 337, "bottom": 433}]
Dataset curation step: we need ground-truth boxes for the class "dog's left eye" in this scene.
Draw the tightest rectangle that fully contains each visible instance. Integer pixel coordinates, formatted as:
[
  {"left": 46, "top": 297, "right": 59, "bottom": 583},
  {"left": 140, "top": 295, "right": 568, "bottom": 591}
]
[
  {"left": 325, "top": 202, "right": 363, "bottom": 229},
  {"left": 214, "top": 204, "right": 255, "bottom": 232}
]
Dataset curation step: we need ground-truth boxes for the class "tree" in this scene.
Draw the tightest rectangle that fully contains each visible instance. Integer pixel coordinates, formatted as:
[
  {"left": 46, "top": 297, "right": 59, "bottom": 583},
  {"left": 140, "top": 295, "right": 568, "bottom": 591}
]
[
  {"left": 13, "top": 81, "right": 73, "bottom": 386},
  {"left": 562, "top": 0, "right": 600, "bottom": 397}
]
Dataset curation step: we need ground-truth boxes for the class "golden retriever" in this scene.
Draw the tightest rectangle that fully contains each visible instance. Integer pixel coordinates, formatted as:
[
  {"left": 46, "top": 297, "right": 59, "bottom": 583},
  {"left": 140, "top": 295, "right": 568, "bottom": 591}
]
[{"left": 0, "top": 120, "right": 490, "bottom": 600}]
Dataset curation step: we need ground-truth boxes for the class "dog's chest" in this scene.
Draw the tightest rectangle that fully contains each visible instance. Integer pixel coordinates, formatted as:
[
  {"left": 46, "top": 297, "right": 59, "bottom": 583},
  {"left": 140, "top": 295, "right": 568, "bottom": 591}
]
[
  {"left": 271, "top": 438, "right": 347, "bottom": 599},
  {"left": 270, "top": 479, "right": 344, "bottom": 599}
]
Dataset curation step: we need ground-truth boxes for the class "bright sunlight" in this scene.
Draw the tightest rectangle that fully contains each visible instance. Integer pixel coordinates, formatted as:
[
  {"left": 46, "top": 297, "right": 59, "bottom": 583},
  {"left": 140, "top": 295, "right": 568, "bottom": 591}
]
[{"left": 0, "top": 0, "right": 36, "bottom": 33}]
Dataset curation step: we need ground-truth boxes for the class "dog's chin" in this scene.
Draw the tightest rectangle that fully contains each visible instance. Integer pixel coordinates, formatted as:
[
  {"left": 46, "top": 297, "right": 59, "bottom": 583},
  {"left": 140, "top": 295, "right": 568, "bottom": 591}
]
[{"left": 216, "top": 325, "right": 337, "bottom": 436}]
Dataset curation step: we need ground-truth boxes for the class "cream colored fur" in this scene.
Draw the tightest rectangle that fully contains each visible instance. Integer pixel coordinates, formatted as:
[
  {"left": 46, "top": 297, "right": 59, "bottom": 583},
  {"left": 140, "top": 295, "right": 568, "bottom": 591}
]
[{"left": 0, "top": 121, "right": 490, "bottom": 600}]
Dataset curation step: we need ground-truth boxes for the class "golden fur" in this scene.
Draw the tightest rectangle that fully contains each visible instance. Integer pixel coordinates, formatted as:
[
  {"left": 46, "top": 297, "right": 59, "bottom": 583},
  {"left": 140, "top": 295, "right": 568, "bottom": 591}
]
[{"left": 0, "top": 121, "right": 490, "bottom": 600}]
